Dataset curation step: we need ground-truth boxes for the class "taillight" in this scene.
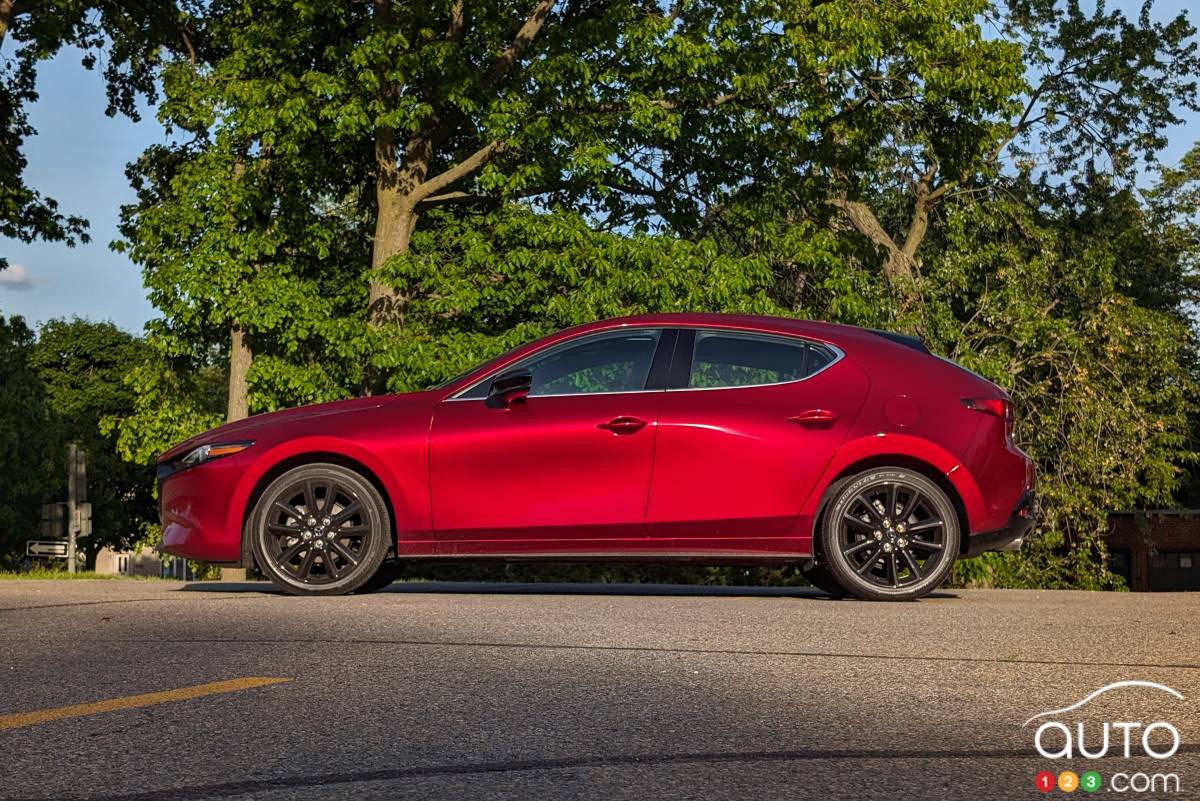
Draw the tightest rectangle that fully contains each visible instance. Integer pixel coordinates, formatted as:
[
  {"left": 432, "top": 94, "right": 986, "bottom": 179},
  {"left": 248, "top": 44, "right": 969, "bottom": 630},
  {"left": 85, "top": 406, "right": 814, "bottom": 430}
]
[{"left": 962, "top": 396, "right": 1014, "bottom": 438}]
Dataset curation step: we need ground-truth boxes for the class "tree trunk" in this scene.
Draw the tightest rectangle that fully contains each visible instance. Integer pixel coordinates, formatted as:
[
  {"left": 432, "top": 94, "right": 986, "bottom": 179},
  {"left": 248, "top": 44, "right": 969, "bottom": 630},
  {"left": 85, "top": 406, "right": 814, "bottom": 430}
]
[
  {"left": 0, "top": 0, "right": 15, "bottom": 48},
  {"left": 368, "top": 185, "right": 416, "bottom": 326},
  {"left": 226, "top": 325, "right": 252, "bottom": 422}
]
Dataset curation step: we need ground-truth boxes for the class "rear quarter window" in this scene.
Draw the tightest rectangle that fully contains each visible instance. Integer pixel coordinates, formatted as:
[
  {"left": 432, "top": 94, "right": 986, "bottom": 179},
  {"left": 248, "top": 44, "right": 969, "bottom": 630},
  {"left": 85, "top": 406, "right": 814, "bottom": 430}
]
[{"left": 687, "top": 331, "right": 836, "bottom": 388}]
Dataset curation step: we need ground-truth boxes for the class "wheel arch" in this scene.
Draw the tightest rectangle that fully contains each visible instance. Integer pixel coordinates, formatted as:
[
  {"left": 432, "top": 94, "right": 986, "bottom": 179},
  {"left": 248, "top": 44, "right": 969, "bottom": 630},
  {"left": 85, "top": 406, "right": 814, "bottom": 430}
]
[
  {"left": 810, "top": 454, "right": 971, "bottom": 559},
  {"left": 238, "top": 451, "right": 399, "bottom": 569}
]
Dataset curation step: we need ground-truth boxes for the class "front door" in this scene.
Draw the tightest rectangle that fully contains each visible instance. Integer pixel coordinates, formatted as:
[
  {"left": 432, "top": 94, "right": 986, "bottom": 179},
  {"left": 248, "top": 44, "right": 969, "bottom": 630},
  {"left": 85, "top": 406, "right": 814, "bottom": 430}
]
[{"left": 430, "top": 328, "right": 668, "bottom": 549}]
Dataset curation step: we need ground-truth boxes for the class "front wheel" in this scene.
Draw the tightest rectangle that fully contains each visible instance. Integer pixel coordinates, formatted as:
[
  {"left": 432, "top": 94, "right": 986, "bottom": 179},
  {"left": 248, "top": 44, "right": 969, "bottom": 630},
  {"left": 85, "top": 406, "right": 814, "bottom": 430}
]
[
  {"left": 249, "top": 463, "right": 392, "bottom": 596},
  {"left": 820, "top": 469, "right": 959, "bottom": 601}
]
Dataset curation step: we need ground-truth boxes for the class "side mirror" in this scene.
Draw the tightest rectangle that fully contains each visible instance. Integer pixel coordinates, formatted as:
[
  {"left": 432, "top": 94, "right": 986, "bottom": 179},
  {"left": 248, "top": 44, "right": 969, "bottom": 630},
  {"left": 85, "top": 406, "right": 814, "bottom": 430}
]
[{"left": 486, "top": 368, "right": 532, "bottom": 408}]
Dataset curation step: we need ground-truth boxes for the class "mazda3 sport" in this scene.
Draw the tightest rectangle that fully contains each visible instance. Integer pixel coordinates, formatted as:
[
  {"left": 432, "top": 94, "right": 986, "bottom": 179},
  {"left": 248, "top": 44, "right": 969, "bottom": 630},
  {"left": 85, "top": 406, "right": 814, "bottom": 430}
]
[{"left": 157, "top": 313, "right": 1036, "bottom": 600}]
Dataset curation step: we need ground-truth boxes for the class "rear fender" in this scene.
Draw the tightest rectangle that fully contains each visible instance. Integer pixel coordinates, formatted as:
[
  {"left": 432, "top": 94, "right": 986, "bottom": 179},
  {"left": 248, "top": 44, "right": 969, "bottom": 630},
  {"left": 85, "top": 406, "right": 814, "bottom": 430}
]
[{"left": 791, "top": 433, "right": 985, "bottom": 537}]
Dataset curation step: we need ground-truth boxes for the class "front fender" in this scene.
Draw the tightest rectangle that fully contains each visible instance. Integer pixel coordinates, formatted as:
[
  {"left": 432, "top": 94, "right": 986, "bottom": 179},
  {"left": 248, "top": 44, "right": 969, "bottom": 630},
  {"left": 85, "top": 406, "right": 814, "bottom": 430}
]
[{"left": 226, "top": 435, "right": 426, "bottom": 554}]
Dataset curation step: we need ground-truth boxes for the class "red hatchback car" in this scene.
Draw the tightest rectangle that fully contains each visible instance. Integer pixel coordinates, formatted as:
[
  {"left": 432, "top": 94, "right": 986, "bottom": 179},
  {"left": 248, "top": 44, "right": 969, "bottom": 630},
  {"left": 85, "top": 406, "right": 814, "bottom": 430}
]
[{"left": 158, "top": 313, "right": 1035, "bottom": 600}]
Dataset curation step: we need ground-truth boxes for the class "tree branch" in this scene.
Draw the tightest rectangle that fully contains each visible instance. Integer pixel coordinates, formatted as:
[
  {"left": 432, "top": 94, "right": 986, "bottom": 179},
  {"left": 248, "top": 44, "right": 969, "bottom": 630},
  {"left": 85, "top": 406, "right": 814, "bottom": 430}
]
[
  {"left": 410, "top": 139, "right": 506, "bottom": 203},
  {"left": 483, "top": 0, "right": 556, "bottom": 89},
  {"left": 828, "top": 195, "right": 915, "bottom": 284}
]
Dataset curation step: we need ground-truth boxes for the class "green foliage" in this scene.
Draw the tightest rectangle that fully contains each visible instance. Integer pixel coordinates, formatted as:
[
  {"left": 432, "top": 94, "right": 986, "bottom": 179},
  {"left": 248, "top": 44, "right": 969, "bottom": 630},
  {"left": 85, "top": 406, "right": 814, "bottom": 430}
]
[
  {"left": 0, "top": 1, "right": 200, "bottom": 268},
  {"left": 30, "top": 319, "right": 159, "bottom": 555},
  {"left": 0, "top": 315, "right": 49, "bottom": 561},
  {"left": 378, "top": 206, "right": 783, "bottom": 391},
  {"left": 102, "top": 325, "right": 226, "bottom": 465},
  {"left": 922, "top": 182, "right": 1196, "bottom": 589}
]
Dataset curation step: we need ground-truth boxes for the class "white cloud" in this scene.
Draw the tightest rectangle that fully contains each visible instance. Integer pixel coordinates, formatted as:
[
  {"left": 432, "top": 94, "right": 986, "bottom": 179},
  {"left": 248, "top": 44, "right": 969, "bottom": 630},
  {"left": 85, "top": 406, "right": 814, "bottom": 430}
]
[{"left": 0, "top": 264, "right": 37, "bottom": 291}]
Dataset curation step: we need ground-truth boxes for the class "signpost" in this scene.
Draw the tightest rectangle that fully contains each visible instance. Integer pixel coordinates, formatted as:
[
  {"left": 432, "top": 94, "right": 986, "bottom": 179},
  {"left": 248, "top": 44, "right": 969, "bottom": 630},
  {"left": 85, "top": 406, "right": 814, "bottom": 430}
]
[
  {"left": 26, "top": 540, "right": 70, "bottom": 558},
  {"left": 67, "top": 444, "right": 88, "bottom": 574}
]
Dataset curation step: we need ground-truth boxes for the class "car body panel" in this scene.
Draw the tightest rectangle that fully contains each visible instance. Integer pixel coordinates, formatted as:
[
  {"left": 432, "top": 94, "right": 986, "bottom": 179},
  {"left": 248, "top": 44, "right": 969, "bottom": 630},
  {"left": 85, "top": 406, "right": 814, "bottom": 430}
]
[
  {"left": 429, "top": 390, "right": 664, "bottom": 542},
  {"left": 645, "top": 355, "right": 869, "bottom": 543}
]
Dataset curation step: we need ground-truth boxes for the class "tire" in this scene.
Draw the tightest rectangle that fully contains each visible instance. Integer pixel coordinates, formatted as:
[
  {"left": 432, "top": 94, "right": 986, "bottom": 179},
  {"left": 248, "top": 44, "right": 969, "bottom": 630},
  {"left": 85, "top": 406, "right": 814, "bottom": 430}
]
[
  {"left": 820, "top": 468, "right": 959, "bottom": 601},
  {"left": 353, "top": 559, "right": 404, "bottom": 594},
  {"left": 801, "top": 564, "right": 848, "bottom": 596},
  {"left": 249, "top": 463, "right": 392, "bottom": 596}
]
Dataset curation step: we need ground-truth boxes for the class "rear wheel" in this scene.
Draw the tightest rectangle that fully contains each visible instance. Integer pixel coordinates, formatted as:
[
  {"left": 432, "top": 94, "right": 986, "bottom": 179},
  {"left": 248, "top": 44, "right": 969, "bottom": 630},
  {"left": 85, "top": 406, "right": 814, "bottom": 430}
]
[
  {"left": 249, "top": 463, "right": 391, "bottom": 596},
  {"left": 820, "top": 469, "right": 959, "bottom": 601}
]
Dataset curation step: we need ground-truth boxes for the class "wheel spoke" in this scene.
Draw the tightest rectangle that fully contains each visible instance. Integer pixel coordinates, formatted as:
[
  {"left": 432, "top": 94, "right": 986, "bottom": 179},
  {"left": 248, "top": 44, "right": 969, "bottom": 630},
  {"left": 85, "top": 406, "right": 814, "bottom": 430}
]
[
  {"left": 318, "top": 482, "right": 336, "bottom": 514},
  {"left": 856, "top": 545, "right": 884, "bottom": 574},
  {"left": 329, "top": 540, "right": 359, "bottom": 567},
  {"left": 843, "top": 512, "right": 874, "bottom": 530},
  {"left": 267, "top": 522, "right": 301, "bottom": 535},
  {"left": 901, "top": 549, "right": 923, "bottom": 580},
  {"left": 886, "top": 482, "right": 898, "bottom": 519},
  {"left": 302, "top": 481, "right": 319, "bottom": 516},
  {"left": 296, "top": 549, "right": 317, "bottom": 580},
  {"left": 888, "top": 552, "right": 899, "bottom": 587},
  {"left": 272, "top": 500, "right": 304, "bottom": 522},
  {"left": 324, "top": 552, "right": 340, "bottom": 580},
  {"left": 278, "top": 541, "right": 305, "bottom": 564},
  {"left": 843, "top": 539, "right": 875, "bottom": 557},
  {"left": 906, "top": 518, "right": 943, "bottom": 532},
  {"left": 908, "top": 538, "right": 944, "bottom": 551},
  {"left": 854, "top": 494, "right": 883, "bottom": 526},
  {"left": 330, "top": 501, "right": 362, "bottom": 526},
  {"left": 336, "top": 524, "right": 369, "bottom": 537},
  {"left": 898, "top": 490, "right": 922, "bottom": 523}
]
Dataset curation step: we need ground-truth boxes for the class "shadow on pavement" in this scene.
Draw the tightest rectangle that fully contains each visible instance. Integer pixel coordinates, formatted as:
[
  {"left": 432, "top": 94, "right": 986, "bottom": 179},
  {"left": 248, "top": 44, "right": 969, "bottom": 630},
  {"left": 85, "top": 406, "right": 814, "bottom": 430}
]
[{"left": 176, "top": 580, "right": 958, "bottom": 600}]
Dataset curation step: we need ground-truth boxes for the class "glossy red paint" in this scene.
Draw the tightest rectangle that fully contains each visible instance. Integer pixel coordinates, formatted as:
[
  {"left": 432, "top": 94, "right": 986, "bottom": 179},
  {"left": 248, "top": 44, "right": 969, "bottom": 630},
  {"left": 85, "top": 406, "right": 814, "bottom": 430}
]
[{"left": 158, "top": 313, "right": 1035, "bottom": 567}]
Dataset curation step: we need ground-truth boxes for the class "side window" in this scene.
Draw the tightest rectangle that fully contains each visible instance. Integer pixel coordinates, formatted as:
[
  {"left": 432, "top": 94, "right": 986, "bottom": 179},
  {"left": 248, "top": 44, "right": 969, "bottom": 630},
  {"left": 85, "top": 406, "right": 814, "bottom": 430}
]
[
  {"left": 527, "top": 330, "right": 661, "bottom": 395},
  {"left": 687, "top": 331, "right": 833, "bottom": 388},
  {"left": 459, "top": 330, "right": 662, "bottom": 398}
]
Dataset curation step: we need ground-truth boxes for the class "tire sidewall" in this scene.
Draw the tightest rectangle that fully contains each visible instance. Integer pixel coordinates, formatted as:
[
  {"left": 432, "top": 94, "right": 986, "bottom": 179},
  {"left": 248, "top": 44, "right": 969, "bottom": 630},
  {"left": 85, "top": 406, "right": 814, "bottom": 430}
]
[
  {"left": 250, "top": 463, "right": 391, "bottom": 596},
  {"left": 820, "top": 469, "right": 959, "bottom": 601}
]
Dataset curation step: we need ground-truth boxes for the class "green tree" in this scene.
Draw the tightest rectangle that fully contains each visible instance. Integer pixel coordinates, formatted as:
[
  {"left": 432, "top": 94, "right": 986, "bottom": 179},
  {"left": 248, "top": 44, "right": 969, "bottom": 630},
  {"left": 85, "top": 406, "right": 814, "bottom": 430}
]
[
  {"left": 0, "top": 1, "right": 201, "bottom": 268},
  {"left": 0, "top": 314, "right": 48, "bottom": 563},
  {"left": 30, "top": 319, "right": 157, "bottom": 556}
]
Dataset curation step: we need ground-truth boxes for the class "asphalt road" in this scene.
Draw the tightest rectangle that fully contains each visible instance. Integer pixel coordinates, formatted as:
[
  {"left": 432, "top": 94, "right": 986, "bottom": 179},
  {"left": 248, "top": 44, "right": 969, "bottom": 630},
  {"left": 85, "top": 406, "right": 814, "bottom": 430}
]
[{"left": 1, "top": 580, "right": 1197, "bottom": 800}]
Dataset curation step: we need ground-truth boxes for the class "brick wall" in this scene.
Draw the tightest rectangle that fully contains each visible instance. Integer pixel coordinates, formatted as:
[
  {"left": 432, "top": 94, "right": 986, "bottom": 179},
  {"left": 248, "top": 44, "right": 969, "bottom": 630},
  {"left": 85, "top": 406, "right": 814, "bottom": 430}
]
[{"left": 1105, "top": 512, "right": 1200, "bottom": 591}]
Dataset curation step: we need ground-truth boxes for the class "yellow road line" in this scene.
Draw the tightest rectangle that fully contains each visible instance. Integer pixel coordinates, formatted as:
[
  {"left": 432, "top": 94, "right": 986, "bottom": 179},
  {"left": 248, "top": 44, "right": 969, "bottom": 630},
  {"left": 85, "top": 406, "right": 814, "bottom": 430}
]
[{"left": 0, "top": 676, "right": 291, "bottom": 732}]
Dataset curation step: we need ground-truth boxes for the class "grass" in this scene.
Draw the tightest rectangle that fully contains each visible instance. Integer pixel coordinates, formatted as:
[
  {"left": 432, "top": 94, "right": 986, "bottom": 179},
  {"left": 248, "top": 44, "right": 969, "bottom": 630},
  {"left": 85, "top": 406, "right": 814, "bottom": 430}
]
[{"left": 0, "top": 569, "right": 167, "bottom": 581}]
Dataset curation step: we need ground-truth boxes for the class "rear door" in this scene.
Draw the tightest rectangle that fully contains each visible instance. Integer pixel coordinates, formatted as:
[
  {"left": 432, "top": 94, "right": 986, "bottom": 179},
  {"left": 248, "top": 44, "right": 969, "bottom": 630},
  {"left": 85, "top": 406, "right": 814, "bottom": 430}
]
[{"left": 645, "top": 328, "right": 868, "bottom": 541}]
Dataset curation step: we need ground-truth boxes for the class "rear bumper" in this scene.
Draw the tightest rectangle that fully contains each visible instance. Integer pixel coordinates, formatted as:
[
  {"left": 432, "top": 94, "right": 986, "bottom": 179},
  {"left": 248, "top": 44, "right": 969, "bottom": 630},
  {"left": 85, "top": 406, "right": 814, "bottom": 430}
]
[{"left": 963, "top": 491, "right": 1036, "bottom": 557}]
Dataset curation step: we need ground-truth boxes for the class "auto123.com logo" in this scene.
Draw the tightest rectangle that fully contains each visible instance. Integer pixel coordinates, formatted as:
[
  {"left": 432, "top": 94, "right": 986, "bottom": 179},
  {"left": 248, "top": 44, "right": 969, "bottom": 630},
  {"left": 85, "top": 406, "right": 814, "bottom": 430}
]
[{"left": 1026, "top": 681, "right": 1185, "bottom": 794}]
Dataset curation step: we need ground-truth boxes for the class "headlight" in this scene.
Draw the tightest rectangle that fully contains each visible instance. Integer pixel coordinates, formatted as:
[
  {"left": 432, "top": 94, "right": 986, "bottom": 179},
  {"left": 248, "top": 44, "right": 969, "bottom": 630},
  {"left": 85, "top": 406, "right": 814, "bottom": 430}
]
[{"left": 180, "top": 440, "right": 255, "bottom": 467}]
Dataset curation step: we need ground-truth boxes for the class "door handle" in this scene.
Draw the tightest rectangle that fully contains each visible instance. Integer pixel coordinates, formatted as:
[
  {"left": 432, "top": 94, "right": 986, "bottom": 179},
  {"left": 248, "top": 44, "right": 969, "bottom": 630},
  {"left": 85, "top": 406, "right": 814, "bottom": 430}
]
[
  {"left": 597, "top": 416, "right": 648, "bottom": 434},
  {"left": 788, "top": 409, "right": 839, "bottom": 426}
]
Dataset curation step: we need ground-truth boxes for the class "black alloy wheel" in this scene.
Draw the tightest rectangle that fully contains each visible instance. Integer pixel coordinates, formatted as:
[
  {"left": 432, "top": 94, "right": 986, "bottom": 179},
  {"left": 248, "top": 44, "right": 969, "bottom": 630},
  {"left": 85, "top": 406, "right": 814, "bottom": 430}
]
[
  {"left": 250, "top": 463, "right": 391, "bottom": 596},
  {"left": 820, "top": 469, "right": 960, "bottom": 601}
]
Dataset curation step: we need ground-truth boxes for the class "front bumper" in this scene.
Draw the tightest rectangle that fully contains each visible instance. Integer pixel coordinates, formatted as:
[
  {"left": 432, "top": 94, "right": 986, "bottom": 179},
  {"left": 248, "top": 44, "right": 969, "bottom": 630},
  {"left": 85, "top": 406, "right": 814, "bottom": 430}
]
[
  {"left": 963, "top": 490, "right": 1036, "bottom": 556},
  {"left": 158, "top": 453, "right": 248, "bottom": 563}
]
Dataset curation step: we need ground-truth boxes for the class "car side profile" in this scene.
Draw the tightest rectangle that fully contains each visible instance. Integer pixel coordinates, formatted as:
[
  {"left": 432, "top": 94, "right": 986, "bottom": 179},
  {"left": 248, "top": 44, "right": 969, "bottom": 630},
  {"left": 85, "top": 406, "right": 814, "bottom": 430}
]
[{"left": 157, "top": 313, "right": 1035, "bottom": 600}]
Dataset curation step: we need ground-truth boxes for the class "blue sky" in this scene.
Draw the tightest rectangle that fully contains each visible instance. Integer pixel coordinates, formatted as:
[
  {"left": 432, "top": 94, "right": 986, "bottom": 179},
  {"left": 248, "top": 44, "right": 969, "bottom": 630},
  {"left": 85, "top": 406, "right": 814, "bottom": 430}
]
[{"left": 1, "top": 3, "right": 1199, "bottom": 335}]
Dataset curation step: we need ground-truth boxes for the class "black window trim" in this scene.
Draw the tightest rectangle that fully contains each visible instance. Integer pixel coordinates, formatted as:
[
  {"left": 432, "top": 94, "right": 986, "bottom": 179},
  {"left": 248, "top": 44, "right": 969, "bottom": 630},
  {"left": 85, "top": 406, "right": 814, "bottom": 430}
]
[
  {"left": 446, "top": 327, "right": 673, "bottom": 401},
  {"left": 665, "top": 327, "right": 845, "bottom": 391}
]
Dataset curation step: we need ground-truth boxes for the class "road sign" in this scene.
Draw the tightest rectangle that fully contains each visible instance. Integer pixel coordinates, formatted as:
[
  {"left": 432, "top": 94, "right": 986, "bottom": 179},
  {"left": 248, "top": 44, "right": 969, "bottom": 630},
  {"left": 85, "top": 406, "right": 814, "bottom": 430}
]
[
  {"left": 40, "top": 502, "right": 67, "bottom": 538},
  {"left": 72, "top": 502, "right": 93, "bottom": 538},
  {"left": 26, "top": 540, "right": 69, "bottom": 558}
]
